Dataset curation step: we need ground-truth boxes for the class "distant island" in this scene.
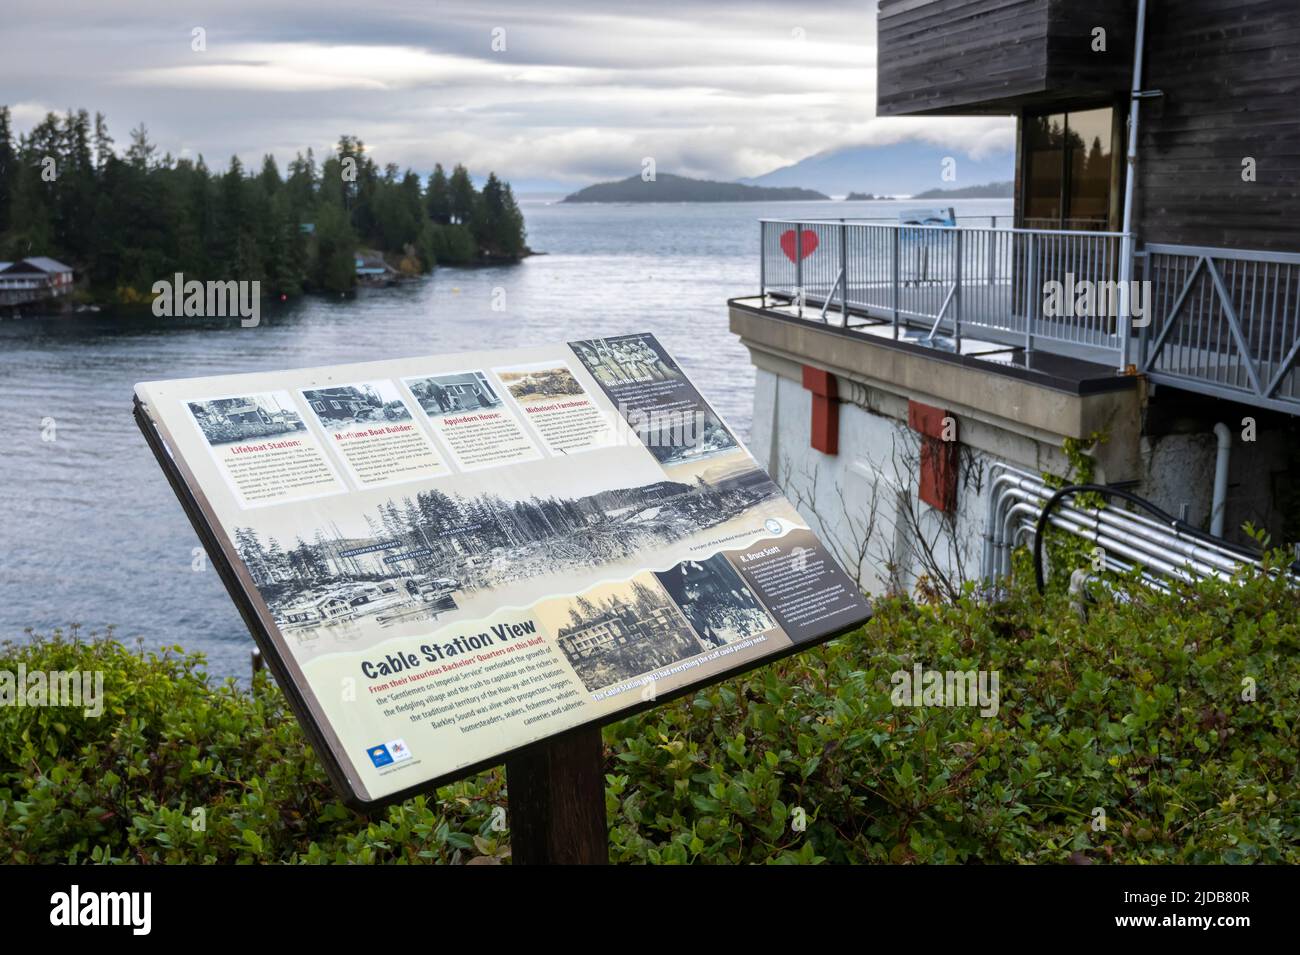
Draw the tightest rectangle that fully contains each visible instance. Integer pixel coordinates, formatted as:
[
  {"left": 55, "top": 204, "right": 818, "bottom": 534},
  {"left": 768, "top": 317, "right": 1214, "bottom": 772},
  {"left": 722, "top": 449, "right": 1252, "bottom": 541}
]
[
  {"left": 911, "top": 180, "right": 1014, "bottom": 199},
  {"left": 844, "top": 192, "right": 888, "bottom": 201},
  {"left": 563, "top": 173, "right": 828, "bottom": 203}
]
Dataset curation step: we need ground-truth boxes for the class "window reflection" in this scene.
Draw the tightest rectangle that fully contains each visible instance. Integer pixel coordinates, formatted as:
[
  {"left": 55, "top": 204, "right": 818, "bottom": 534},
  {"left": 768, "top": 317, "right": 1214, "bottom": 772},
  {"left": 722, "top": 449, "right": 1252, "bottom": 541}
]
[{"left": 1023, "top": 107, "right": 1115, "bottom": 231}]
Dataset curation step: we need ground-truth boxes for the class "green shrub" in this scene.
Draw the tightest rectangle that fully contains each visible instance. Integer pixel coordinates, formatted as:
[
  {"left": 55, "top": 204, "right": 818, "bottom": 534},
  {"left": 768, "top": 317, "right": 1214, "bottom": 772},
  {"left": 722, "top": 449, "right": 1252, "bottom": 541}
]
[{"left": 3, "top": 555, "right": 1297, "bottom": 864}]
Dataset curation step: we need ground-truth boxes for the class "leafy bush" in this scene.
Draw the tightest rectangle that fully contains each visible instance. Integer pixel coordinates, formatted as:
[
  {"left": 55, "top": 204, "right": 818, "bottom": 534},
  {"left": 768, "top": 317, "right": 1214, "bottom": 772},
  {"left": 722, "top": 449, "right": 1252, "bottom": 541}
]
[{"left": 3, "top": 555, "right": 1297, "bottom": 864}]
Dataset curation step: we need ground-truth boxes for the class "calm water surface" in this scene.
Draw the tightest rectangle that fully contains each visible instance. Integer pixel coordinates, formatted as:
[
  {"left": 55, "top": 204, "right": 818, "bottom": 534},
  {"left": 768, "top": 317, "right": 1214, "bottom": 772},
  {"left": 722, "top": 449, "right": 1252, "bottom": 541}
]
[{"left": 0, "top": 198, "right": 1009, "bottom": 677}]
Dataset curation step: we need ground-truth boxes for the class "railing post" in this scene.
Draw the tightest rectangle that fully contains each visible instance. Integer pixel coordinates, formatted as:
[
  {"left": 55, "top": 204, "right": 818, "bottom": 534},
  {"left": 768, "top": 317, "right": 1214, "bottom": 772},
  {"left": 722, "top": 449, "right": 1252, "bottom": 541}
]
[
  {"left": 840, "top": 219, "right": 849, "bottom": 323},
  {"left": 1118, "top": 233, "right": 1133, "bottom": 372},
  {"left": 759, "top": 220, "right": 767, "bottom": 307},
  {"left": 1137, "top": 248, "right": 1151, "bottom": 369},
  {"left": 1025, "top": 232, "right": 1037, "bottom": 359},
  {"left": 988, "top": 222, "right": 997, "bottom": 286},
  {"left": 892, "top": 226, "right": 900, "bottom": 339},
  {"left": 954, "top": 228, "right": 963, "bottom": 352},
  {"left": 795, "top": 223, "right": 804, "bottom": 318}
]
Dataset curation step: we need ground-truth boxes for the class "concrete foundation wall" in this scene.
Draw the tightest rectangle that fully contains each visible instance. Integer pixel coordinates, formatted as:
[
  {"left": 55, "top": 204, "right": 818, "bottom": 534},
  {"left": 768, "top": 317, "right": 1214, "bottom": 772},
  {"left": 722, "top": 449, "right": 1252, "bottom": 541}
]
[
  {"left": 737, "top": 310, "right": 1295, "bottom": 595},
  {"left": 754, "top": 365, "right": 995, "bottom": 595}
]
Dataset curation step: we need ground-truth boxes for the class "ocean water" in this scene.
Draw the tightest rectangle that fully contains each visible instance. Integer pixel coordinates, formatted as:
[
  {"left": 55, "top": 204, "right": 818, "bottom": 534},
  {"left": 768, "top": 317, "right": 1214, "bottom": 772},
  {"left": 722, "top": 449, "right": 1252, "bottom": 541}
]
[{"left": 0, "top": 197, "right": 1010, "bottom": 677}]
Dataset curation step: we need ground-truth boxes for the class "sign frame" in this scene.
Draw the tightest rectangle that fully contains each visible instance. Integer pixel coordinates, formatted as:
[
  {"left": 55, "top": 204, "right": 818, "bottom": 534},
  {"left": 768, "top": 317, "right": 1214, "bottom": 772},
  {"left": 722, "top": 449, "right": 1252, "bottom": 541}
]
[{"left": 133, "top": 340, "right": 872, "bottom": 811}]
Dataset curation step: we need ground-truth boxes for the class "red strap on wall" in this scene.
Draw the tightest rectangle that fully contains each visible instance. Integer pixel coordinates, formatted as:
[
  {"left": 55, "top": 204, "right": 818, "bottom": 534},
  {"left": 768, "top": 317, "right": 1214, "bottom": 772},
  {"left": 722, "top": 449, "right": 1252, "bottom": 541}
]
[
  {"left": 907, "top": 400, "right": 958, "bottom": 513},
  {"left": 801, "top": 366, "right": 839, "bottom": 455}
]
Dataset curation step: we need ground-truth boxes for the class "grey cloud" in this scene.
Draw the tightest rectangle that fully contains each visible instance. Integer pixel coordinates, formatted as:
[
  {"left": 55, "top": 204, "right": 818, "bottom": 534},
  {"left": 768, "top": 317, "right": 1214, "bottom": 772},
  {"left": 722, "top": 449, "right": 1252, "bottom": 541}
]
[{"left": 0, "top": 0, "right": 1012, "bottom": 189}]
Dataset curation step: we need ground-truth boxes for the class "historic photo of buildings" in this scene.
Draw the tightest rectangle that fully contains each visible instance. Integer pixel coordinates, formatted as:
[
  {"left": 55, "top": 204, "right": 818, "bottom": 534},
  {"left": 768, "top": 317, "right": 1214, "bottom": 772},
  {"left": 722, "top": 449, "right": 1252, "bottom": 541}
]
[
  {"left": 301, "top": 380, "right": 413, "bottom": 429},
  {"left": 232, "top": 460, "right": 781, "bottom": 641},
  {"left": 405, "top": 371, "right": 503, "bottom": 416},
  {"left": 187, "top": 392, "right": 306, "bottom": 447},
  {"left": 548, "top": 575, "right": 705, "bottom": 692}
]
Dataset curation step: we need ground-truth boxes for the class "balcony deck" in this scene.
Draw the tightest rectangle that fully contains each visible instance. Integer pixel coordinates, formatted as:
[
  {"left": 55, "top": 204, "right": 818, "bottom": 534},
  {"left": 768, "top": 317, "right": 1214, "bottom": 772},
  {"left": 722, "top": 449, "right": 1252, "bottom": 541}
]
[
  {"left": 730, "top": 294, "right": 1138, "bottom": 397},
  {"left": 757, "top": 219, "right": 1300, "bottom": 415}
]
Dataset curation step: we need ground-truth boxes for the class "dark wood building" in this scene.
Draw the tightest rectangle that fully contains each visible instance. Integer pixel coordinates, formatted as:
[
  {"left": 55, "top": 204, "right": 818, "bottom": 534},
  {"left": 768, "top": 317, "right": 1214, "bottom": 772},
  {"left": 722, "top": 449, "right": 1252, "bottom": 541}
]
[
  {"left": 728, "top": 0, "right": 1300, "bottom": 592},
  {"left": 878, "top": 0, "right": 1300, "bottom": 251}
]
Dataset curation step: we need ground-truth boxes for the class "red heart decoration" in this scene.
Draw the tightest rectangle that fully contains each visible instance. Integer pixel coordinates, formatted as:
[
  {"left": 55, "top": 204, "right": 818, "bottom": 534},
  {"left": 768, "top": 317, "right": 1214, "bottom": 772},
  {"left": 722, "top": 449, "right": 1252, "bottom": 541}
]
[{"left": 780, "top": 229, "right": 819, "bottom": 262}]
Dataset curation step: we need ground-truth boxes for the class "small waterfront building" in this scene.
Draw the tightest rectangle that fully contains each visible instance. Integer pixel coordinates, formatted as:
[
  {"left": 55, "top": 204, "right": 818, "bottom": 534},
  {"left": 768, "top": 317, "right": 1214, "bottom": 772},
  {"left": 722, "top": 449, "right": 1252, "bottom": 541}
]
[
  {"left": 354, "top": 254, "right": 395, "bottom": 278},
  {"left": 222, "top": 401, "right": 271, "bottom": 427},
  {"left": 423, "top": 372, "right": 500, "bottom": 411},
  {"left": 307, "top": 386, "right": 373, "bottom": 421},
  {"left": 0, "top": 257, "right": 75, "bottom": 305},
  {"left": 281, "top": 593, "right": 356, "bottom": 626},
  {"left": 731, "top": 0, "right": 1300, "bottom": 594}
]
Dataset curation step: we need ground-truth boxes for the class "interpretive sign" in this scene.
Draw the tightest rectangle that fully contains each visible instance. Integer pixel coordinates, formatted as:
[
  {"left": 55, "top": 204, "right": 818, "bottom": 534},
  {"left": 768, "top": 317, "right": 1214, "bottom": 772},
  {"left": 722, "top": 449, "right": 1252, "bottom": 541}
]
[{"left": 135, "top": 333, "right": 871, "bottom": 807}]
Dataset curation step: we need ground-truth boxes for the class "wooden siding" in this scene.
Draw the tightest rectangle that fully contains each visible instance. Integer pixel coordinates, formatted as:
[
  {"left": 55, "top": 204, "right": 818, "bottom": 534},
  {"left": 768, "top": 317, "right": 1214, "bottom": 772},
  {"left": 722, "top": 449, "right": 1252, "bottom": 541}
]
[
  {"left": 876, "top": 0, "right": 1132, "bottom": 116},
  {"left": 1135, "top": 0, "right": 1300, "bottom": 251},
  {"left": 877, "top": 0, "right": 1052, "bottom": 116}
]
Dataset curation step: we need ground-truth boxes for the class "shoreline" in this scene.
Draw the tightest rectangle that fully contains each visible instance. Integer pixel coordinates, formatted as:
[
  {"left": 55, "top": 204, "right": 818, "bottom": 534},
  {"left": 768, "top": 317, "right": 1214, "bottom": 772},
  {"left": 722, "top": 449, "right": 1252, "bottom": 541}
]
[{"left": 0, "top": 250, "right": 541, "bottom": 320}]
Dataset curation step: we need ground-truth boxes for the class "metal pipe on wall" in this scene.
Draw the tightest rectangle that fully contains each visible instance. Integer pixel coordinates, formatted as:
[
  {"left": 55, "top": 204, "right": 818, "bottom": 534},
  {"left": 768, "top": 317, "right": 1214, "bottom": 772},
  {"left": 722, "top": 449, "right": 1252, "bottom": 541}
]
[
  {"left": 1117, "top": 0, "right": 1149, "bottom": 372},
  {"left": 1211, "top": 422, "right": 1232, "bottom": 537},
  {"left": 981, "top": 464, "right": 1259, "bottom": 587}
]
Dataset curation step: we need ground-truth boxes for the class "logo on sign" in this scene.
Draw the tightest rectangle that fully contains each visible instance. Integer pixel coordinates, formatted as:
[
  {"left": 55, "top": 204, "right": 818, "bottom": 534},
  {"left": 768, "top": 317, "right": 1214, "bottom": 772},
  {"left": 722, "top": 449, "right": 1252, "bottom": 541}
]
[{"left": 366, "top": 739, "right": 413, "bottom": 767}]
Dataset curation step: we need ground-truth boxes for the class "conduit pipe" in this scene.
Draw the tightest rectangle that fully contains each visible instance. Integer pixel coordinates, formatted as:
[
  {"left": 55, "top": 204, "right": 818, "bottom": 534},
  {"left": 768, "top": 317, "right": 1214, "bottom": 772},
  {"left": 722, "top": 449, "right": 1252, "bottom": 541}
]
[
  {"left": 989, "top": 469, "right": 1249, "bottom": 575},
  {"left": 1117, "top": 0, "right": 1149, "bottom": 371},
  {"left": 1211, "top": 422, "right": 1232, "bottom": 538},
  {"left": 981, "top": 465, "right": 1261, "bottom": 589}
]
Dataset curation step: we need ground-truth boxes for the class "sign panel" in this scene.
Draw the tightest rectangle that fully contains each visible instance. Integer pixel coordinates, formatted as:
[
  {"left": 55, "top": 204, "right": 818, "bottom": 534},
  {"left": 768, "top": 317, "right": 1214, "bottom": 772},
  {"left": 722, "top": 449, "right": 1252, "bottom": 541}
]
[{"left": 135, "top": 334, "right": 871, "bottom": 807}]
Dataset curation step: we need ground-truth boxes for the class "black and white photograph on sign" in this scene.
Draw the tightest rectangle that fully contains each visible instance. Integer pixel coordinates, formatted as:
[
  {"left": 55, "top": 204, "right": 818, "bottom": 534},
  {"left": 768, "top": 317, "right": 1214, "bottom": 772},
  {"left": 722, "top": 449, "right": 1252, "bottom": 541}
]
[
  {"left": 571, "top": 335, "right": 677, "bottom": 387},
  {"left": 234, "top": 517, "right": 463, "bottom": 637},
  {"left": 233, "top": 459, "right": 782, "bottom": 644},
  {"left": 497, "top": 364, "right": 585, "bottom": 404},
  {"left": 570, "top": 334, "right": 739, "bottom": 467},
  {"left": 540, "top": 574, "right": 706, "bottom": 693},
  {"left": 653, "top": 552, "right": 775, "bottom": 648},
  {"left": 187, "top": 393, "right": 307, "bottom": 447},
  {"left": 648, "top": 411, "right": 737, "bottom": 467},
  {"left": 302, "top": 381, "right": 412, "bottom": 428},
  {"left": 406, "top": 371, "right": 502, "bottom": 416}
]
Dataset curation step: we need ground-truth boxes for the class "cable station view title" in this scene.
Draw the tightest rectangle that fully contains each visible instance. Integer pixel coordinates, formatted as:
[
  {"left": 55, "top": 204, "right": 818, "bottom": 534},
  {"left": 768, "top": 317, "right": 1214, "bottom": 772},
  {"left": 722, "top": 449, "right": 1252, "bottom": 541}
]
[{"left": 359, "top": 618, "right": 539, "bottom": 678}]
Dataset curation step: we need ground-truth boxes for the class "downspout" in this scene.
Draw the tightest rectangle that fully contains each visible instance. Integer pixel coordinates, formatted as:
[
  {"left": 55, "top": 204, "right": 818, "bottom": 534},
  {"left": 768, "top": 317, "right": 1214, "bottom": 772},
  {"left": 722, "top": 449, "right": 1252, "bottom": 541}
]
[
  {"left": 1211, "top": 422, "right": 1231, "bottom": 537},
  {"left": 1118, "top": 0, "right": 1149, "bottom": 372}
]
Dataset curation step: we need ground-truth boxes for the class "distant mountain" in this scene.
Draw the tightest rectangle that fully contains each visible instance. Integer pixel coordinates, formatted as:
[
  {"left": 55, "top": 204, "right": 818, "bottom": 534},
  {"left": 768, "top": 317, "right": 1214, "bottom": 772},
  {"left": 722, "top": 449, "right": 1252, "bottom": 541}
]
[
  {"left": 741, "top": 141, "right": 1014, "bottom": 197},
  {"left": 562, "top": 173, "right": 828, "bottom": 203},
  {"left": 913, "top": 181, "right": 1014, "bottom": 199}
]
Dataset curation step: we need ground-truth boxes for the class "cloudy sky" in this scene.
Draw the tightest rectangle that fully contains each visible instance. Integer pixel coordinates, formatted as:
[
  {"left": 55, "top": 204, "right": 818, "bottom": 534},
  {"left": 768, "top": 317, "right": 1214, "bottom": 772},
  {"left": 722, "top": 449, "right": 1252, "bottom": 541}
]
[{"left": 1, "top": 0, "right": 1013, "bottom": 193}]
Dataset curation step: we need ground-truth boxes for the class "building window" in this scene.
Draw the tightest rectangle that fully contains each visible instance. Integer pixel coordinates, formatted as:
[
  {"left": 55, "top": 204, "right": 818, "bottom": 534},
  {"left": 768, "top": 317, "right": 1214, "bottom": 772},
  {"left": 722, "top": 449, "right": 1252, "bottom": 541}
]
[{"left": 1022, "top": 107, "right": 1119, "bottom": 231}]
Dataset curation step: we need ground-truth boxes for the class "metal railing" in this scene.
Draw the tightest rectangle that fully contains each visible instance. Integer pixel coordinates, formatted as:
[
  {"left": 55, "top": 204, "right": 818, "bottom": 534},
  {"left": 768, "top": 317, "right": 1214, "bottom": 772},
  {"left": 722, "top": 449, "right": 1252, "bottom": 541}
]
[
  {"left": 755, "top": 221, "right": 1300, "bottom": 412},
  {"left": 1139, "top": 243, "right": 1300, "bottom": 414},
  {"left": 760, "top": 218, "right": 1126, "bottom": 362}
]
